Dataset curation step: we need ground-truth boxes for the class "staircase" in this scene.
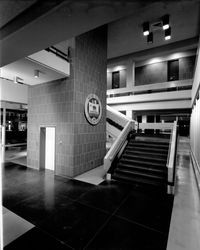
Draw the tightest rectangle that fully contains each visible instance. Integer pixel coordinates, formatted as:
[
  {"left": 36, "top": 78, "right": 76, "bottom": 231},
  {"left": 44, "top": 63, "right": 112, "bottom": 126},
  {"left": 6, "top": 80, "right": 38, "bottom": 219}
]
[{"left": 112, "top": 134, "right": 170, "bottom": 190}]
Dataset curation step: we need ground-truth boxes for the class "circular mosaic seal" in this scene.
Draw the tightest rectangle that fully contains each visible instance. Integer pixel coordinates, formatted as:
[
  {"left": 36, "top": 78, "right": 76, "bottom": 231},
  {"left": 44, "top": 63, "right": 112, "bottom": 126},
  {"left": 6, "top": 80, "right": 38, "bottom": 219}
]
[{"left": 84, "top": 94, "right": 102, "bottom": 125}]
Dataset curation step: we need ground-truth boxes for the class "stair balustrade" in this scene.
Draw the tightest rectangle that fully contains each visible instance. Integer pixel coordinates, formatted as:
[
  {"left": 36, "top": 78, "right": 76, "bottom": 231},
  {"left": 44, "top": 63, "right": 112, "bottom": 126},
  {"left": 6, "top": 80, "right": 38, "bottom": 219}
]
[
  {"left": 166, "top": 121, "right": 178, "bottom": 194},
  {"left": 104, "top": 105, "right": 135, "bottom": 172},
  {"left": 104, "top": 120, "right": 135, "bottom": 172}
]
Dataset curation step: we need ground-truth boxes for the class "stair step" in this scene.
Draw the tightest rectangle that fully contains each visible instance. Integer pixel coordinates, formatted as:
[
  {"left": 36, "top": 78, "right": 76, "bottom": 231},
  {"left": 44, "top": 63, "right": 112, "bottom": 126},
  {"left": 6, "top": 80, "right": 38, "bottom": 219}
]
[
  {"left": 126, "top": 145, "right": 168, "bottom": 154},
  {"left": 122, "top": 153, "right": 166, "bottom": 163},
  {"left": 115, "top": 168, "right": 165, "bottom": 181},
  {"left": 112, "top": 173, "right": 167, "bottom": 187},
  {"left": 125, "top": 149, "right": 168, "bottom": 159},
  {"left": 119, "top": 158, "right": 166, "bottom": 168},
  {"left": 128, "top": 142, "right": 169, "bottom": 149},
  {"left": 134, "top": 133, "right": 170, "bottom": 139},
  {"left": 117, "top": 163, "right": 167, "bottom": 176},
  {"left": 129, "top": 140, "right": 169, "bottom": 146}
]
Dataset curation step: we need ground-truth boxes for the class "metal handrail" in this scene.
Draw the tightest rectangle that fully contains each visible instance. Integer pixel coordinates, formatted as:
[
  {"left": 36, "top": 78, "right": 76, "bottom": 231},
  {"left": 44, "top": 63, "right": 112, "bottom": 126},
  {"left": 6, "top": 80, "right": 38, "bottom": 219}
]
[
  {"left": 5, "top": 143, "right": 27, "bottom": 147},
  {"left": 167, "top": 121, "right": 178, "bottom": 193}
]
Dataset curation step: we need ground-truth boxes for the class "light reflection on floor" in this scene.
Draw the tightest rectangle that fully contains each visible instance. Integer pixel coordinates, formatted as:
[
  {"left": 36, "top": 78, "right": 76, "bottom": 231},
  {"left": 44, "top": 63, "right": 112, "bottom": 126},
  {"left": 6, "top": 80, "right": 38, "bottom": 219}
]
[{"left": 167, "top": 136, "right": 200, "bottom": 250}]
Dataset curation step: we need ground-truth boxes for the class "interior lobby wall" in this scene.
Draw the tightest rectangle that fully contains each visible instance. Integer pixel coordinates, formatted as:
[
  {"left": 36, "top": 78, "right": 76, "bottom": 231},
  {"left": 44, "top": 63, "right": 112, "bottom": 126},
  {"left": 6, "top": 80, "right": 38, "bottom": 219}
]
[
  {"left": 135, "top": 56, "right": 196, "bottom": 86},
  {"left": 0, "top": 79, "right": 28, "bottom": 104},
  {"left": 190, "top": 37, "right": 200, "bottom": 170}
]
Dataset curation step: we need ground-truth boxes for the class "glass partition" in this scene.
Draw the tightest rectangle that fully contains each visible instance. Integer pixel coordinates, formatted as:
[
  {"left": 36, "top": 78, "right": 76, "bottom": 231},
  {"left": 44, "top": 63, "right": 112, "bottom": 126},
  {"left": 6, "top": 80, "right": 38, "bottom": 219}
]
[{"left": 6, "top": 109, "right": 27, "bottom": 145}]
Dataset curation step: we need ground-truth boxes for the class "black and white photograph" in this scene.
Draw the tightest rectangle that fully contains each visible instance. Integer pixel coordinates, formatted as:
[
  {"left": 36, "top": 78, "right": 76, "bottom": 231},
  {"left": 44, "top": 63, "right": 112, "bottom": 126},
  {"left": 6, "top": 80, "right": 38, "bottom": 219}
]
[{"left": 0, "top": 0, "right": 200, "bottom": 249}]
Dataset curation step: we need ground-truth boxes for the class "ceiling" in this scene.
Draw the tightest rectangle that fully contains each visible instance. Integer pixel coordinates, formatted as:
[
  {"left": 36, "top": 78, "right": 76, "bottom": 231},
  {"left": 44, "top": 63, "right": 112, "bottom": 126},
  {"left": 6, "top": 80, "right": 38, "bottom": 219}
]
[
  {"left": 1, "top": 57, "right": 67, "bottom": 85},
  {"left": 0, "top": 0, "right": 37, "bottom": 29},
  {"left": 0, "top": 0, "right": 144, "bottom": 67},
  {"left": 108, "top": 0, "right": 200, "bottom": 58},
  {"left": 0, "top": 0, "right": 199, "bottom": 87}
]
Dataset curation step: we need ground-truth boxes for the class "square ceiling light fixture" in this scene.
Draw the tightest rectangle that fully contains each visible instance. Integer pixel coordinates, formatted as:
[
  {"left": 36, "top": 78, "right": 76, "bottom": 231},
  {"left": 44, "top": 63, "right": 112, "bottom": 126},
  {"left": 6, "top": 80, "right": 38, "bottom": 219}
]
[
  {"left": 143, "top": 22, "right": 150, "bottom": 36},
  {"left": 162, "top": 15, "right": 170, "bottom": 30},
  {"left": 143, "top": 14, "right": 171, "bottom": 43},
  {"left": 165, "top": 27, "right": 171, "bottom": 40}
]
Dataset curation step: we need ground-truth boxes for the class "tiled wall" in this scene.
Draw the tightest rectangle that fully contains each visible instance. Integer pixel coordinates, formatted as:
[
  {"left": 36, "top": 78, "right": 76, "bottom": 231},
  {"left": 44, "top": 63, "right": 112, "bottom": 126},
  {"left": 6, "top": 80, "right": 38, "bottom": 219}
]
[
  {"left": 27, "top": 26, "right": 107, "bottom": 177},
  {"left": 73, "top": 26, "right": 107, "bottom": 176}
]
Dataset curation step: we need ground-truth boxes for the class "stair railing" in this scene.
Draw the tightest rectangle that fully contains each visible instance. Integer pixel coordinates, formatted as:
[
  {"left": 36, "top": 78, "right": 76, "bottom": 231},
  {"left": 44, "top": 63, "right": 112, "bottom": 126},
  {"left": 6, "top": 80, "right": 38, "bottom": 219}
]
[
  {"left": 104, "top": 120, "right": 135, "bottom": 172},
  {"left": 106, "top": 105, "right": 133, "bottom": 143},
  {"left": 106, "top": 105, "right": 131, "bottom": 127},
  {"left": 166, "top": 121, "right": 178, "bottom": 194}
]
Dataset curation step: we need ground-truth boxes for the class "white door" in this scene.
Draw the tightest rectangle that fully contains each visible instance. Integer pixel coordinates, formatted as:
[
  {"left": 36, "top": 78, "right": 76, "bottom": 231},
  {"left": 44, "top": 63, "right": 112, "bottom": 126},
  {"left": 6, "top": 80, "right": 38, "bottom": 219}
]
[{"left": 45, "top": 127, "right": 55, "bottom": 171}]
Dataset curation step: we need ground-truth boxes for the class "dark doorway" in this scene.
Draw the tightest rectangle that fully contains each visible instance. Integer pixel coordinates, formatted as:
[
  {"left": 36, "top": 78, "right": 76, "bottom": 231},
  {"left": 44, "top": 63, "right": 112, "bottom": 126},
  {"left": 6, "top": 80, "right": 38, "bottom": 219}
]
[
  {"left": 168, "top": 60, "right": 179, "bottom": 81},
  {"left": 112, "top": 71, "right": 120, "bottom": 89},
  {"left": 178, "top": 118, "right": 190, "bottom": 136}
]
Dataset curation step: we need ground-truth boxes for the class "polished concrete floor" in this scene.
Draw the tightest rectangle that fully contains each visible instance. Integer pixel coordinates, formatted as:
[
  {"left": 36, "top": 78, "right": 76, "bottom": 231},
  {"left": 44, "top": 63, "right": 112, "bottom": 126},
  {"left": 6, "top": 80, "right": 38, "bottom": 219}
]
[
  {"left": 167, "top": 137, "right": 200, "bottom": 250},
  {"left": 3, "top": 162, "right": 173, "bottom": 250}
]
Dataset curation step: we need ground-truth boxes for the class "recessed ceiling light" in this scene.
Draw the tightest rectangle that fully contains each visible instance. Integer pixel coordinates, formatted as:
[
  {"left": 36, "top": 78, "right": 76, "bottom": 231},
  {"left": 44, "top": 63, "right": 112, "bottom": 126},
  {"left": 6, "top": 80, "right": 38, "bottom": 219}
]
[
  {"left": 162, "top": 15, "right": 170, "bottom": 30},
  {"left": 165, "top": 27, "right": 171, "bottom": 40}
]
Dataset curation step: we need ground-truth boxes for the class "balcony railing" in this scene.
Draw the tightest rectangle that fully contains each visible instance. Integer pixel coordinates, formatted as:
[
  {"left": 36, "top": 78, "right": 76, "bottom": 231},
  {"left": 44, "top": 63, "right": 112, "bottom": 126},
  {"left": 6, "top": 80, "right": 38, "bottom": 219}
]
[{"left": 107, "top": 79, "right": 192, "bottom": 98}]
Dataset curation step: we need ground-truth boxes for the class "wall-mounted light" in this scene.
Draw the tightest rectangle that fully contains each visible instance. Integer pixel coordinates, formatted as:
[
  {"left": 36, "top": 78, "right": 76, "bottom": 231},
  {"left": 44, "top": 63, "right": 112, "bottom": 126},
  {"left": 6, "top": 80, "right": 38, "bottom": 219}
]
[
  {"left": 162, "top": 15, "right": 170, "bottom": 30},
  {"left": 34, "top": 69, "right": 40, "bottom": 78},
  {"left": 147, "top": 32, "right": 153, "bottom": 43},
  {"left": 14, "top": 76, "right": 24, "bottom": 84},
  {"left": 165, "top": 27, "right": 171, "bottom": 40},
  {"left": 143, "top": 22, "right": 150, "bottom": 36}
]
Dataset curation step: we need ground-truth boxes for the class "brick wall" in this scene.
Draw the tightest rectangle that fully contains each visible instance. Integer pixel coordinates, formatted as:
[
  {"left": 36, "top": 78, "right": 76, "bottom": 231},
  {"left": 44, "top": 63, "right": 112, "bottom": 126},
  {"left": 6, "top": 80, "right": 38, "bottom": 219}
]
[{"left": 27, "top": 26, "right": 107, "bottom": 177}]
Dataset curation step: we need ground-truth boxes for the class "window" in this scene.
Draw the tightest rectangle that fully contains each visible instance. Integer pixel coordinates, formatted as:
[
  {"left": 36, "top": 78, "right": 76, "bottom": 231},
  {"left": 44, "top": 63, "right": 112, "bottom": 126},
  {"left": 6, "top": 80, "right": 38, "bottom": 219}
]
[
  {"left": 168, "top": 60, "right": 179, "bottom": 81},
  {"left": 147, "top": 115, "right": 154, "bottom": 123},
  {"left": 156, "top": 115, "right": 160, "bottom": 123},
  {"left": 112, "top": 71, "right": 120, "bottom": 89},
  {"left": 137, "top": 115, "right": 142, "bottom": 123}
]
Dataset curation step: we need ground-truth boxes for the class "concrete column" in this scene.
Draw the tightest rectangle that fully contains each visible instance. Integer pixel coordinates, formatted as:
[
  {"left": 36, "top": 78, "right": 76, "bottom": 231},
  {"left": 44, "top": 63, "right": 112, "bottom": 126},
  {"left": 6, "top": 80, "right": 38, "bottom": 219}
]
[
  {"left": 132, "top": 61, "right": 135, "bottom": 87},
  {"left": 27, "top": 26, "right": 107, "bottom": 177},
  {"left": 142, "top": 115, "right": 146, "bottom": 133},
  {"left": 142, "top": 115, "right": 147, "bottom": 123},
  {"left": 126, "top": 60, "right": 135, "bottom": 89},
  {"left": 126, "top": 110, "right": 132, "bottom": 119}
]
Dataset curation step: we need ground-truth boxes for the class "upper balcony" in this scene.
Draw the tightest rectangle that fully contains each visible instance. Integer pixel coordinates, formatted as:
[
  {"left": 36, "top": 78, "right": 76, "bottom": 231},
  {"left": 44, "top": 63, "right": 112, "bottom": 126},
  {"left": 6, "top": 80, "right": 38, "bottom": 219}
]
[{"left": 107, "top": 79, "right": 192, "bottom": 110}]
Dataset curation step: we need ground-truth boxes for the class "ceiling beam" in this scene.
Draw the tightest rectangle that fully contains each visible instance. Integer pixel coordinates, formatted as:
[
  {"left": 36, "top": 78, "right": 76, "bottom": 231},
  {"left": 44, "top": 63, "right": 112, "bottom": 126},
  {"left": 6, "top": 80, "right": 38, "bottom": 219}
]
[{"left": 0, "top": 1, "right": 141, "bottom": 67}]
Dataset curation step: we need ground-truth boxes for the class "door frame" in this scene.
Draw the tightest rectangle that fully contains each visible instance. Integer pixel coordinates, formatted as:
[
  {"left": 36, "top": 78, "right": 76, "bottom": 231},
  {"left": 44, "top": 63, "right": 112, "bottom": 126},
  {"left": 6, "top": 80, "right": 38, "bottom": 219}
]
[{"left": 39, "top": 125, "right": 56, "bottom": 173}]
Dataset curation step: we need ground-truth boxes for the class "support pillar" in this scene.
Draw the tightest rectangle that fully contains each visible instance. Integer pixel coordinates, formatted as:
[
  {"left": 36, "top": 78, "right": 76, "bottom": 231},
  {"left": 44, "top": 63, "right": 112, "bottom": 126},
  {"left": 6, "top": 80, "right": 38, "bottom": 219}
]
[{"left": 27, "top": 26, "right": 107, "bottom": 177}]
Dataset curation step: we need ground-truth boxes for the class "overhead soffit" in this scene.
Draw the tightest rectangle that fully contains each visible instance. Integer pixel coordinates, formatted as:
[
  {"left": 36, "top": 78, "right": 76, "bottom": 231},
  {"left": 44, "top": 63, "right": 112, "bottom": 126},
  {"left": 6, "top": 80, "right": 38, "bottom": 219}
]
[
  {"left": 0, "top": 0, "right": 172, "bottom": 67},
  {"left": 0, "top": 0, "right": 37, "bottom": 29},
  {"left": 1, "top": 57, "right": 67, "bottom": 86}
]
